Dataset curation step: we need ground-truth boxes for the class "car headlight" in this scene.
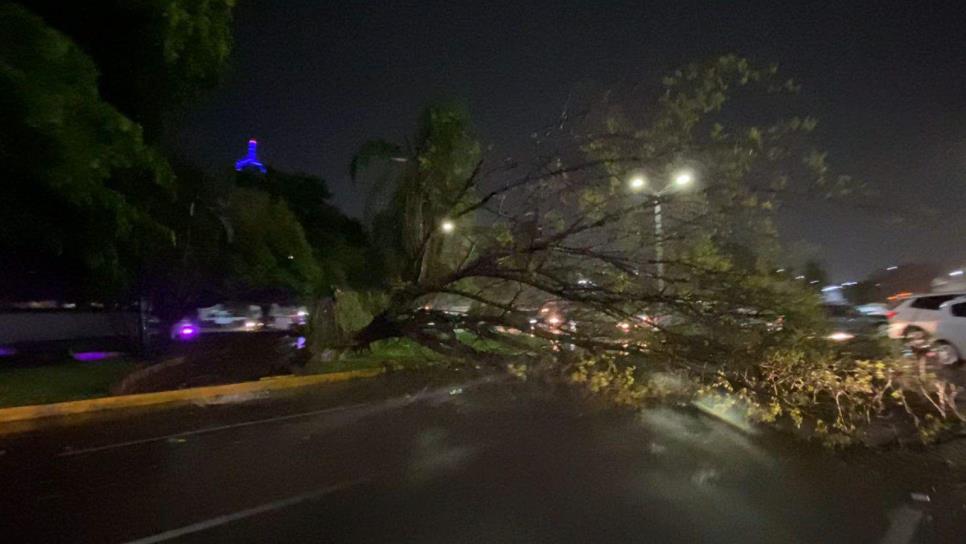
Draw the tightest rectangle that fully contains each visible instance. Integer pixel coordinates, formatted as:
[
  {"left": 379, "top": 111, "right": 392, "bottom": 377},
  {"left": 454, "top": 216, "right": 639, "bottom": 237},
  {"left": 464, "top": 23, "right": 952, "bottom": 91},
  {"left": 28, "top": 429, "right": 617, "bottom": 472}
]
[{"left": 826, "top": 331, "right": 855, "bottom": 342}]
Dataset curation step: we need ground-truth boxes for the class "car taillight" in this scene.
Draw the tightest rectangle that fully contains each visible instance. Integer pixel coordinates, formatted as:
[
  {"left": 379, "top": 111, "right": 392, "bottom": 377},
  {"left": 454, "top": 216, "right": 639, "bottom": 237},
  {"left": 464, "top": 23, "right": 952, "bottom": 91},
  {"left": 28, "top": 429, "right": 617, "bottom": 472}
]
[{"left": 885, "top": 310, "right": 897, "bottom": 320}]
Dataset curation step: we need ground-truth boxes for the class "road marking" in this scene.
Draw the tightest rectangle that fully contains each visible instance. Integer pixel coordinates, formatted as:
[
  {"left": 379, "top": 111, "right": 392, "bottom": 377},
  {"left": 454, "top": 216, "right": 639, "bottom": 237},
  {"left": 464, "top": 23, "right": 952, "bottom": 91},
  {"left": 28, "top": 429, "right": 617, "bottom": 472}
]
[
  {"left": 58, "top": 403, "right": 370, "bottom": 457},
  {"left": 121, "top": 479, "right": 366, "bottom": 544},
  {"left": 58, "top": 375, "right": 501, "bottom": 457}
]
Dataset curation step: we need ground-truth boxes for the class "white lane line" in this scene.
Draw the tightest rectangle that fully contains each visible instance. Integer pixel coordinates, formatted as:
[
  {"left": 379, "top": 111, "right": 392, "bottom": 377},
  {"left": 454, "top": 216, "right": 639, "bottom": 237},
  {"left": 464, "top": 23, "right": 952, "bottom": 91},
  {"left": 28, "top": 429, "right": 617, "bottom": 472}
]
[
  {"left": 58, "top": 403, "right": 370, "bottom": 457},
  {"left": 121, "top": 479, "right": 366, "bottom": 544}
]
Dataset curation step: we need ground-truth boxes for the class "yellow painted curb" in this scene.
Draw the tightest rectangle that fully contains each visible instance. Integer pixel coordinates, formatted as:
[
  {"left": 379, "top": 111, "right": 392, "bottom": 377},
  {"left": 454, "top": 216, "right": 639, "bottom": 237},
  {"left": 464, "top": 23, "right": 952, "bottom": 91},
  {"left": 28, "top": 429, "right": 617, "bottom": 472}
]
[{"left": 0, "top": 368, "right": 384, "bottom": 425}]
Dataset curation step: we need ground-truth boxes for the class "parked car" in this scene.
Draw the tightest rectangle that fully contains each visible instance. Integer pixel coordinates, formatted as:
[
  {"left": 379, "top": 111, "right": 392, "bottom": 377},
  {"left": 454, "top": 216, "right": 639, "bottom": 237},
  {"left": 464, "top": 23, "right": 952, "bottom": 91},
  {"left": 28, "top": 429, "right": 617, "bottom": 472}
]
[
  {"left": 856, "top": 303, "right": 889, "bottom": 318},
  {"left": 822, "top": 304, "right": 886, "bottom": 342},
  {"left": 887, "top": 292, "right": 966, "bottom": 365},
  {"left": 197, "top": 303, "right": 264, "bottom": 331},
  {"left": 267, "top": 304, "right": 309, "bottom": 331}
]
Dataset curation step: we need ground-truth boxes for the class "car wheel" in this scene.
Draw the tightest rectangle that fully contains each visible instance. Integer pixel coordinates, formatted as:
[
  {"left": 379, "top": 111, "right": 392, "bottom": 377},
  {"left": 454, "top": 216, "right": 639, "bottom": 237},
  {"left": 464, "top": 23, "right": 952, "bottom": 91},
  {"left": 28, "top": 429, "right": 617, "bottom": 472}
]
[
  {"left": 933, "top": 341, "right": 961, "bottom": 367},
  {"left": 903, "top": 328, "right": 930, "bottom": 352}
]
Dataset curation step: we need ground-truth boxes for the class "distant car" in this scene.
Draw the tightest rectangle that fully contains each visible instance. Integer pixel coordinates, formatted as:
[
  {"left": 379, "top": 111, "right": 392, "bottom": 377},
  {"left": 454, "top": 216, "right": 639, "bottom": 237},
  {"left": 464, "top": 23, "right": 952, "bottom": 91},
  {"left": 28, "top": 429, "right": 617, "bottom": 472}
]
[
  {"left": 856, "top": 303, "right": 889, "bottom": 317},
  {"left": 887, "top": 294, "right": 966, "bottom": 365},
  {"left": 822, "top": 304, "right": 886, "bottom": 342},
  {"left": 267, "top": 304, "right": 309, "bottom": 331},
  {"left": 197, "top": 303, "right": 264, "bottom": 331}
]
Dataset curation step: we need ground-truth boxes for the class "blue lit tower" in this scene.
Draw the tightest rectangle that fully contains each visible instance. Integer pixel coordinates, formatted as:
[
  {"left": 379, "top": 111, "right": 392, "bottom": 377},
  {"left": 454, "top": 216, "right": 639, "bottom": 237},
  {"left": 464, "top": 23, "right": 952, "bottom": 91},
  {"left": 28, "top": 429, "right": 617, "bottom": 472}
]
[{"left": 235, "top": 138, "right": 267, "bottom": 173}]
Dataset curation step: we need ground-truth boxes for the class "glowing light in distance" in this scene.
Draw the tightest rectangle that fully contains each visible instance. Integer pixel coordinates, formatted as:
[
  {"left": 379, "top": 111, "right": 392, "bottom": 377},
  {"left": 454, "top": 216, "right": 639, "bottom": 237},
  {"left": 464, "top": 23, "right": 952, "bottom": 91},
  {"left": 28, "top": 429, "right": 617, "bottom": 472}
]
[
  {"left": 673, "top": 170, "right": 694, "bottom": 187},
  {"left": 440, "top": 220, "right": 456, "bottom": 233},
  {"left": 235, "top": 138, "right": 267, "bottom": 173},
  {"left": 177, "top": 324, "right": 199, "bottom": 340},
  {"left": 826, "top": 331, "right": 855, "bottom": 342}
]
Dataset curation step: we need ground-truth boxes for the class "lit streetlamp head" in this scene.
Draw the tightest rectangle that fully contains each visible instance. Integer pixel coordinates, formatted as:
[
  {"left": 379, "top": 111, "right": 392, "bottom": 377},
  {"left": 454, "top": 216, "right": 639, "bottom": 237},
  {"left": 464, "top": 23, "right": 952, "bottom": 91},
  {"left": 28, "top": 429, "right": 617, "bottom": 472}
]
[
  {"left": 673, "top": 170, "right": 694, "bottom": 188},
  {"left": 629, "top": 175, "right": 647, "bottom": 192},
  {"left": 440, "top": 219, "right": 456, "bottom": 233}
]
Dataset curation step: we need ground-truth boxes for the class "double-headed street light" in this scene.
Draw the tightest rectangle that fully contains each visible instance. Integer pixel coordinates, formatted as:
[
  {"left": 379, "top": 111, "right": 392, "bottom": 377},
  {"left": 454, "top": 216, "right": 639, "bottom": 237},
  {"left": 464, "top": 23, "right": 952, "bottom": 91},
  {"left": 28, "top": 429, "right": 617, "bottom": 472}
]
[
  {"left": 628, "top": 169, "right": 693, "bottom": 196},
  {"left": 628, "top": 169, "right": 696, "bottom": 291}
]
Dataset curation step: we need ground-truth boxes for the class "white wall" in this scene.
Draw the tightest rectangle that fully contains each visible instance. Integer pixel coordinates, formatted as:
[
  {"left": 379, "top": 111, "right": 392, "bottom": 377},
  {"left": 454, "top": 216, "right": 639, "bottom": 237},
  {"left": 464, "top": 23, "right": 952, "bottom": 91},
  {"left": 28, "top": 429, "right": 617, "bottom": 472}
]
[{"left": 0, "top": 312, "right": 138, "bottom": 344}]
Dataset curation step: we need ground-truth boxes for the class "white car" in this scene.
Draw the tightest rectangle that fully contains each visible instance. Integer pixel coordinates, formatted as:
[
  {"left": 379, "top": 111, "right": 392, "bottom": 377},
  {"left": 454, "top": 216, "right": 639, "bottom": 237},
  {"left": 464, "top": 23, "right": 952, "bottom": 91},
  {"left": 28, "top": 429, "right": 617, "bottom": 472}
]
[
  {"left": 856, "top": 303, "right": 889, "bottom": 317},
  {"left": 887, "top": 293, "right": 966, "bottom": 365},
  {"left": 197, "top": 303, "right": 264, "bottom": 331}
]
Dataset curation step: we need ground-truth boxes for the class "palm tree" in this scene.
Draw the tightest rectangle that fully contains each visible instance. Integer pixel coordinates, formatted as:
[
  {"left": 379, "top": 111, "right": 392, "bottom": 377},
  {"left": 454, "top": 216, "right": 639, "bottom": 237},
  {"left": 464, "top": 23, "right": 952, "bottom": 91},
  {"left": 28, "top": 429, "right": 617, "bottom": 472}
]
[{"left": 349, "top": 103, "right": 482, "bottom": 287}]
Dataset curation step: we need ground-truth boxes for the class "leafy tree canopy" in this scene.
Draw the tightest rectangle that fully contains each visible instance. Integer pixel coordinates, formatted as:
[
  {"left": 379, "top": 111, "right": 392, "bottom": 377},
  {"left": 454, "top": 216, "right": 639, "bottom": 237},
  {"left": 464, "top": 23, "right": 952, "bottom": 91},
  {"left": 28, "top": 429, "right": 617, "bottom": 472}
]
[
  {"left": 330, "top": 57, "right": 845, "bottom": 370},
  {"left": 0, "top": 1, "right": 235, "bottom": 303},
  {"left": 351, "top": 103, "right": 482, "bottom": 288},
  {"left": 18, "top": 0, "right": 235, "bottom": 140},
  {"left": 220, "top": 187, "right": 320, "bottom": 300},
  {"left": 0, "top": 4, "right": 173, "bottom": 301},
  {"left": 237, "top": 168, "right": 371, "bottom": 294}
]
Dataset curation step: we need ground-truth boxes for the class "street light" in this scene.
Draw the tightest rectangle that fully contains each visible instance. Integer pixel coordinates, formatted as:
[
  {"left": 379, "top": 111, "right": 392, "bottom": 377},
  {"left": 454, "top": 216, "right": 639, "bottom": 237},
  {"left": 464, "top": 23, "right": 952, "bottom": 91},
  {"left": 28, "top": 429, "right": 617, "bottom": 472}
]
[
  {"left": 629, "top": 175, "right": 647, "bottom": 192},
  {"left": 673, "top": 169, "right": 694, "bottom": 188},
  {"left": 627, "top": 169, "right": 695, "bottom": 197},
  {"left": 628, "top": 168, "right": 697, "bottom": 291},
  {"left": 440, "top": 219, "right": 456, "bottom": 234}
]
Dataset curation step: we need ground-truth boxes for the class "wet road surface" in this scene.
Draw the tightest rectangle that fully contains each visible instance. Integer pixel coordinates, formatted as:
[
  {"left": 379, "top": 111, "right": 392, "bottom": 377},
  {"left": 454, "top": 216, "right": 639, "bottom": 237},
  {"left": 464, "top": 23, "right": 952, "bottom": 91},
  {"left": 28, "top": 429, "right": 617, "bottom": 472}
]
[{"left": 1, "top": 371, "right": 962, "bottom": 543}]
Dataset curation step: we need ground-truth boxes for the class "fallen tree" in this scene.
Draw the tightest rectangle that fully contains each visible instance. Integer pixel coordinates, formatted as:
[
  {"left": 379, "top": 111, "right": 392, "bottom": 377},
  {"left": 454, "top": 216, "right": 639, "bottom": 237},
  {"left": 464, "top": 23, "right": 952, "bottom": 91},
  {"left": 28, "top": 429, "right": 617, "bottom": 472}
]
[
  {"left": 324, "top": 57, "right": 833, "bottom": 365},
  {"left": 313, "top": 56, "right": 962, "bottom": 443}
]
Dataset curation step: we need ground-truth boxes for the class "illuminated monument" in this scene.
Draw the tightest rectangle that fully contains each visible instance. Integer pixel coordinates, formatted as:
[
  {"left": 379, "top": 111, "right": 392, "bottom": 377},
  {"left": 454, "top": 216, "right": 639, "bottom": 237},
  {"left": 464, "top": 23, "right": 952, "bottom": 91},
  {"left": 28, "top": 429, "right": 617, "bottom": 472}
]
[{"left": 235, "top": 138, "right": 267, "bottom": 173}]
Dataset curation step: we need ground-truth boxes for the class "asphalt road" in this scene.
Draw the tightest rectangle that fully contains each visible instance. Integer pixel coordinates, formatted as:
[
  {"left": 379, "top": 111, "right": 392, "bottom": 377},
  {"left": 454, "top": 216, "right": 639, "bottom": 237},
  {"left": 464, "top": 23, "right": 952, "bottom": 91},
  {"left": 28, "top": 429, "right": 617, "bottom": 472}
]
[{"left": 1, "top": 371, "right": 963, "bottom": 543}]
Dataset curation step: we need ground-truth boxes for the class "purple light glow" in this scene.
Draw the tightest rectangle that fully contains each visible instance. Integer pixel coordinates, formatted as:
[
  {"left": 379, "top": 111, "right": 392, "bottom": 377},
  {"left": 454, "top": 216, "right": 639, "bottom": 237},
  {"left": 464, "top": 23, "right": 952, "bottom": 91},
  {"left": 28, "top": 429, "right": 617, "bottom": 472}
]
[
  {"left": 178, "top": 325, "right": 199, "bottom": 339},
  {"left": 0, "top": 346, "right": 16, "bottom": 357},
  {"left": 72, "top": 351, "right": 120, "bottom": 362}
]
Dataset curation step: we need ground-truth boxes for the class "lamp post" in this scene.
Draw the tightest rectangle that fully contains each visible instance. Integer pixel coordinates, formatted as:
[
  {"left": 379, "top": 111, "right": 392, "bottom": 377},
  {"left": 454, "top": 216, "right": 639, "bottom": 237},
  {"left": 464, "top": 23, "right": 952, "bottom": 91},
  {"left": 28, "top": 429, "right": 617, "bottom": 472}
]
[{"left": 629, "top": 169, "right": 694, "bottom": 291}]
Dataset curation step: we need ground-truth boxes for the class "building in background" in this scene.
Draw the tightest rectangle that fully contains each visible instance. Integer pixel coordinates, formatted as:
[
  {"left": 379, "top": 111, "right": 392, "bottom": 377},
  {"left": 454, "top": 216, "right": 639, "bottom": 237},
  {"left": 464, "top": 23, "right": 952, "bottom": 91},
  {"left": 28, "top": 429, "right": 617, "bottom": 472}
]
[{"left": 235, "top": 138, "right": 267, "bottom": 173}]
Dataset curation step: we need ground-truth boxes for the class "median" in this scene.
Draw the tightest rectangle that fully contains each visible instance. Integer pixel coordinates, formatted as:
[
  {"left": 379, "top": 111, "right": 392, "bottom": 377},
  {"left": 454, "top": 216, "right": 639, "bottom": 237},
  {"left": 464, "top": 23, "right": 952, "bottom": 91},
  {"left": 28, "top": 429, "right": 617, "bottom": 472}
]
[{"left": 0, "top": 367, "right": 383, "bottom": 429}]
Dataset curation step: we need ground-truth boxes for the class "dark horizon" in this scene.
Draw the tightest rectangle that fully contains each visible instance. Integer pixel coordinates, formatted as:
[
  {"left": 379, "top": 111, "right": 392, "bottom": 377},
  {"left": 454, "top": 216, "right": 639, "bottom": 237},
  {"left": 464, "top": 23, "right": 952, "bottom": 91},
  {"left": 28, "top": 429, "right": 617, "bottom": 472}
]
[{"left": 176, "top": 0, "right": 966, "bottom": 281}]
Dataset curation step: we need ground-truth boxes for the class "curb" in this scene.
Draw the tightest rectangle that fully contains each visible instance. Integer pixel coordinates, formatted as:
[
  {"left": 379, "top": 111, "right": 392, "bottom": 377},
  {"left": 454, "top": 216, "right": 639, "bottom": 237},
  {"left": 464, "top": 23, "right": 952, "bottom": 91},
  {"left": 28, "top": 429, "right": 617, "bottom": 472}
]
[{"left": 0, "top": 368, "right": 384, "bottom": 426}]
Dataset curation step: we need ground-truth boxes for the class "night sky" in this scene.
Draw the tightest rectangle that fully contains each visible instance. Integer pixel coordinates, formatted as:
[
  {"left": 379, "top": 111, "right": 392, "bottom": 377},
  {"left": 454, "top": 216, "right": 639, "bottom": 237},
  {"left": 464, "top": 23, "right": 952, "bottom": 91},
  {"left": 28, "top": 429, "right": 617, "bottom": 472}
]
[{"left": 176, "top": 0, "right": 966, "bottom": 281}]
